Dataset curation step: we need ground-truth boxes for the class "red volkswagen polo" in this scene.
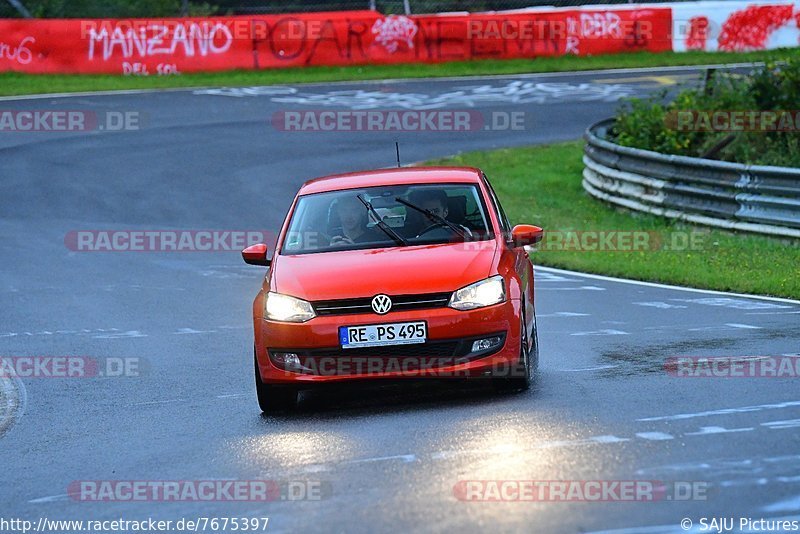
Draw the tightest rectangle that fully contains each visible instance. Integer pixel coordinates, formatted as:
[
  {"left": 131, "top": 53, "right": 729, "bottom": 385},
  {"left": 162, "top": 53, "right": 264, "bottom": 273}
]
[{"left": 242, "top": 167, "right": 543, "bottom": 412}]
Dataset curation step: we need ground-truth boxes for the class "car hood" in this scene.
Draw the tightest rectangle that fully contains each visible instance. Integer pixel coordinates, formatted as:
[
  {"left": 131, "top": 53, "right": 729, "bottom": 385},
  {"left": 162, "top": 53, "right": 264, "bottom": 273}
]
[{"left": 273, "top": 241, "right": 498, "bottom": 301}]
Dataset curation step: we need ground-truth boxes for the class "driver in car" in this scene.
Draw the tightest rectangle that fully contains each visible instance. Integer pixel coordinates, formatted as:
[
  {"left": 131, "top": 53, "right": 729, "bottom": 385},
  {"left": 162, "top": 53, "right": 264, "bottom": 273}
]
[
  {"left": 411, "top": 190, "right": 473, "bottom": 239},
  {"left": 417, "top": 190, "right": 450, "bottom": 220}
]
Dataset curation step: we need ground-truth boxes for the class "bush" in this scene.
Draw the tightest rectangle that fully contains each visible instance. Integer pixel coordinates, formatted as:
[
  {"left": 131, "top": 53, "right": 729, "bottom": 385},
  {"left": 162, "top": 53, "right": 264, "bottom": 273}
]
[{"left": 613, "top": 56, "right": 800, "bottom": 167}]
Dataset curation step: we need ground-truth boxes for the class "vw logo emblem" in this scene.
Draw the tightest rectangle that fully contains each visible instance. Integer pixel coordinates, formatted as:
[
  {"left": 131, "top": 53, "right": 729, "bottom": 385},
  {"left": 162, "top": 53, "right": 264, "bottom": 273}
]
[{"left": 371, "top": 294, "right": 392, "bottom": 315}]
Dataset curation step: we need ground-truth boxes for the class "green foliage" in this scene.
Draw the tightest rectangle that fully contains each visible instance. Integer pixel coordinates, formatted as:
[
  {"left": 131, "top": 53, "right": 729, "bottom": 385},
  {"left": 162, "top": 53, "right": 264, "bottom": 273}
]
[
  {"left": 427, "top": 141, "right": 800, "bottom": 299},
  {"left": 613, "top": 56, "right": 800, "bottom": 166}
]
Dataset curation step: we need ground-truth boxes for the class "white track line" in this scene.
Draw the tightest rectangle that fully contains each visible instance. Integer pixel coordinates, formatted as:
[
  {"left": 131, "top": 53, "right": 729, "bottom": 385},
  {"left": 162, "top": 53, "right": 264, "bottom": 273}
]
[
  {"left": 28, "top": 494, "right": 71, "bottom": 504},
  {"left": 637, "top": 400, "right": 800, "bottom": 422},
  {"left": 535, "top": 265, "right": 800, "bottom": 305},
  {"left": 636, "top": 432, "right": 675, "bottom": 441},
  {"left": 0, "top": 63, "right": 761, "bottom": 102},
  {"left": 558, "top": 365, "right": 620, "bottom": 372},
  {"left": 130, "top": 398, "right": 186, "bottom": 406}
]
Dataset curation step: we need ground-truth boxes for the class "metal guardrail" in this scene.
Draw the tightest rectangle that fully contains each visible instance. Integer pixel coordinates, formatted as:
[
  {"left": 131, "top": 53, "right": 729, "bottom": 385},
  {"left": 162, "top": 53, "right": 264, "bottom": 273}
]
[{"left": 582, "top": 118, "right": 800, "bottom": 239}]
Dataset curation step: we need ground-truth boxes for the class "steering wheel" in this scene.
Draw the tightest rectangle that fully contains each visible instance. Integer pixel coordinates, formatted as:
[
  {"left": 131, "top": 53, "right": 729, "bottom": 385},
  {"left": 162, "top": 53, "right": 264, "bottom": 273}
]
[
  {"left": 330, "top": 235, "right": 355, "bottom": 245},
  {"left": 416, "top": 222, "right": 456, "bottom": 238}
]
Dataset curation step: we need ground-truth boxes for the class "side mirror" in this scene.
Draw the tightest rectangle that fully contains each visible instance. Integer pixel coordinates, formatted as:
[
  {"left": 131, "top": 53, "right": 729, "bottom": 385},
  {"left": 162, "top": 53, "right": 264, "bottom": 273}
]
[
  {"left": 510, "top": 225, "right": 543, "bottom": 247},
  {"left": 242, "top": 243, "right": 270, "bottom": 266}
]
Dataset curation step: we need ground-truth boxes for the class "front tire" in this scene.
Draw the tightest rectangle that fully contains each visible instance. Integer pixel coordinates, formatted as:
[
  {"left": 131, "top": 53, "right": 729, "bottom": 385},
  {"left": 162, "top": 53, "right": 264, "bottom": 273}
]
[
  {"left": 254, "top": 351, "right": 297, "bottom": 413},
  {"left": 493, "top": 310, "right": 536, "bottom": 392}
]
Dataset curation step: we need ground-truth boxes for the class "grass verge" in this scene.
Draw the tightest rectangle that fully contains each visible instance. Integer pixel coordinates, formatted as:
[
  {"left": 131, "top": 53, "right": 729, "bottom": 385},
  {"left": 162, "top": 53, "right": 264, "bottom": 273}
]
[
  {"left": 426, "top": 141, "right": 800, "bottom": 300},
  {"left": 2, "top": 49, "right": 799, "bottom": 97}
]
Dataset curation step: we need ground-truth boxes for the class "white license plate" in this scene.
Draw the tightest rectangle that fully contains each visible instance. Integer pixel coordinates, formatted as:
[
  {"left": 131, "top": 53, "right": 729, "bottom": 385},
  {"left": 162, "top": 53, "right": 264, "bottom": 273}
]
[{"left": 339, "top": 321, "right": 427, "bottom": 349}]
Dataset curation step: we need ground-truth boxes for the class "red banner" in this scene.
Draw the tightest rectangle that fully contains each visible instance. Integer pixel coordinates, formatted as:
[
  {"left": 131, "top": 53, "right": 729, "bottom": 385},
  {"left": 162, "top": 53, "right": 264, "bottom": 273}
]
[{"left": 0, "top": 8, "right": 672, "bottom": 75}]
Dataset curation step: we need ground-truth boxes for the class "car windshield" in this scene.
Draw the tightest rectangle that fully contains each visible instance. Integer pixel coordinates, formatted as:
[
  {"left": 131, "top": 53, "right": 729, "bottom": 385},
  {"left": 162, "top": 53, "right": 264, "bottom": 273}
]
[{"left": 281, "top": 183, "right": 493, "bottom": 255}]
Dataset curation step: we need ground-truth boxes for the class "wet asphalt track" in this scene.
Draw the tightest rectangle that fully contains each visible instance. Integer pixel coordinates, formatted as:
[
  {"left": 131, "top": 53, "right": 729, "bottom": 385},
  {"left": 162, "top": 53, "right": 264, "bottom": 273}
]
[{"left": 2, "top": 65, "right": 800, "bottom": 533}]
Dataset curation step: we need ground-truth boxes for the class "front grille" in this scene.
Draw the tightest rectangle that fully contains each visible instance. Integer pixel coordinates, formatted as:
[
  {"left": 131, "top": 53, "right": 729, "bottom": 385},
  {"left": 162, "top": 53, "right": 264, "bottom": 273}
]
[{"left": 312, "top": 292, "right": 451, "bottom": 316}]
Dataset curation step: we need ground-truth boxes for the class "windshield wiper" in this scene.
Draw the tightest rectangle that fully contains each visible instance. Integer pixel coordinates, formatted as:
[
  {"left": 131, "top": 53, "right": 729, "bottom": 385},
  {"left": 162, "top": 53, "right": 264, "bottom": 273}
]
[
  {"left": 395, "top": 197, "right": 470, "bottom": 240},
  {"left": 356, "top": 195, "right": 408, "bottom": 246}
]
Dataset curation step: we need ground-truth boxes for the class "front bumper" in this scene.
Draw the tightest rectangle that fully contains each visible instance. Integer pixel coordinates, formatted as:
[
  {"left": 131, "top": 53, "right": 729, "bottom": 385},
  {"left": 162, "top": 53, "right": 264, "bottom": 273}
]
[{"left": 255, "top": 299, "right": 522, "bottom": 384}]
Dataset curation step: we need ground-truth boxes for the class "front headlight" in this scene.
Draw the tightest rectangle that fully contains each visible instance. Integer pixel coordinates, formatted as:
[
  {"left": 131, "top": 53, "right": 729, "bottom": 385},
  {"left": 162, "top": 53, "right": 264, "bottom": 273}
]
[
  {"left": 265, "top": 292, "right": 316, "bottom": 322},
  {"left": 448, "top": 276, "right": 505, "bottom": 311}
]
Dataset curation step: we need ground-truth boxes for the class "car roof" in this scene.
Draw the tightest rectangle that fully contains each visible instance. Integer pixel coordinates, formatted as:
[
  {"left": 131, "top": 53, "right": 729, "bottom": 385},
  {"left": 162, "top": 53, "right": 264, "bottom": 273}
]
[{"left": 298, "top": 166, "right": 484, "bottom": 195}]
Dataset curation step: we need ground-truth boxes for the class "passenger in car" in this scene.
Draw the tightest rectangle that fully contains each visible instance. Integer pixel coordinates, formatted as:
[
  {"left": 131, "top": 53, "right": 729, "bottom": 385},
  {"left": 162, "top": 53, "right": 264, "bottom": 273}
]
[{"left": 329, "top": 195, "right": 380, "bottom": 246}]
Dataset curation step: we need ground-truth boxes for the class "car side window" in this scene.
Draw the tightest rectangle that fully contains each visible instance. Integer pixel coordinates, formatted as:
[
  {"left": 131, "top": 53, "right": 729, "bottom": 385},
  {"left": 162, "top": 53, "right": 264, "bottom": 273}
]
[{"left": 483, "top": 174, "right": 512, "bottom": 238}]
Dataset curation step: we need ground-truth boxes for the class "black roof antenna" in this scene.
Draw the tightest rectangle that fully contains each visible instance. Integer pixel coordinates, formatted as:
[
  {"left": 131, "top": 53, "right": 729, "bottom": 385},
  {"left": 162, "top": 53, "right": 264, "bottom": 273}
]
[{"left": 395, "top": 141, "right": 401, "bottom": 168}]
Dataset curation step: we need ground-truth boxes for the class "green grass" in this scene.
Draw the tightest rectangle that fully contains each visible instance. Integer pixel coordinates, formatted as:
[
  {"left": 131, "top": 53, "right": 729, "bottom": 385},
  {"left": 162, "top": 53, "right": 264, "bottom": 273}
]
[
  {"left": 427, "top": 141, "right": 800, "bottom": 300},
  {"left": 3, "top": 49, "right": 799, "bottom": 96}
]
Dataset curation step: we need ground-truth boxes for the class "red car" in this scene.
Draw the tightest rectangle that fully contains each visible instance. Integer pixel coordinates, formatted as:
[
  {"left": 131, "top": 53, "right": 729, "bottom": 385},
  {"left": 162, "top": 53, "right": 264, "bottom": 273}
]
[{"left": 242, "top": 167, "right": 543, "bottom": 412}]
